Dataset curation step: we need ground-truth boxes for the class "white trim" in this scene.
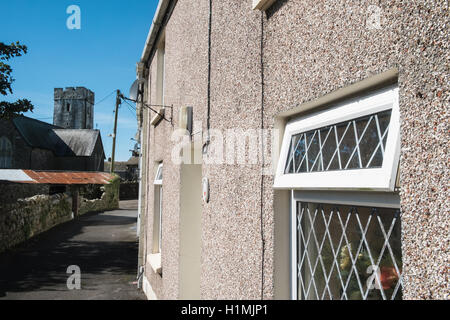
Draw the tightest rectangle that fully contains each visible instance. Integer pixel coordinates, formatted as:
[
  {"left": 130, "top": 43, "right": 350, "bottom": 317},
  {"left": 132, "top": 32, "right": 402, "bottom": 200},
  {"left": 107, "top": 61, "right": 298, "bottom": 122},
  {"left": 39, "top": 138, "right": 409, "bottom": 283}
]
[
  {"left": 147, "top": 253, "right": 162, "bottom": 275},
  {"left": 274, "top": 85, "right": 400, "bottom": 191},
  {"left": 292, "top": 190, "right": 400, "bottom": 209},
  {"left": 290, "top": 190, "right": 297, "bottom": 300},
  {"left": 142, "top": 274, "right": 158, "bottom": 300},
  {"left": 154, "top": 163, "right": 163, "bottom": 185}
]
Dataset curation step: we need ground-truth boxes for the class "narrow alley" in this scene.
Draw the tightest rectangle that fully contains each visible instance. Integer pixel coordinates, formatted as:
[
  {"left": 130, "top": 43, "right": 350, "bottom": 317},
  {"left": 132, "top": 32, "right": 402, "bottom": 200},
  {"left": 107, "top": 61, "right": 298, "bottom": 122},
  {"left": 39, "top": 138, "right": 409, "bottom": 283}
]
[{"left": 0, "top": 200, "right": 145, "bottom": 300}]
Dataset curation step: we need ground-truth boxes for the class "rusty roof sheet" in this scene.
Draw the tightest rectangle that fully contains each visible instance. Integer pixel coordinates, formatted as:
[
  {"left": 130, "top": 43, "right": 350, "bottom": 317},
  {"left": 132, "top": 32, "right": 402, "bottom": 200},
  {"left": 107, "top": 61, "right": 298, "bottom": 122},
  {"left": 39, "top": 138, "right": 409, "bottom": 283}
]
[{"left": 15, "top": 170, "right": 115, "bottom": 185}]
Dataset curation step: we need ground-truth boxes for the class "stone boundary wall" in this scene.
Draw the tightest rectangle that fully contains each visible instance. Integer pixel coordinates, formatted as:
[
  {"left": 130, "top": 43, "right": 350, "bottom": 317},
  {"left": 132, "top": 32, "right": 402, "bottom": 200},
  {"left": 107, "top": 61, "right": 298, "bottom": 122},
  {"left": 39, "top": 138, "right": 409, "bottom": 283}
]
[
  {"left": 119, "top": 182, "right": 139, "bottom": 200},
  {"left": 0, "top": 177, "right": 120, "bottom": 253},
  {"left": 0, "top": 183, "right": 50, "bottom": 205},
  {"left": 79, "top": 179, "right": 120, "bottom": 215},
  {"left": 0, "top": 193, "right": 72, "bottom": 253}
]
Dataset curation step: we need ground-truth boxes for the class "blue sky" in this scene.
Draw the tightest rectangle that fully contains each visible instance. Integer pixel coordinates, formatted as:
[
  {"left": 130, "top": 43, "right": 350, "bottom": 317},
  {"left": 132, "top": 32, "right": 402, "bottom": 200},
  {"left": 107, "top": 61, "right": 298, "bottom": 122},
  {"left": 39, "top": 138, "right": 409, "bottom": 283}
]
[{"left": 1, "top": 0, "right": 158, "bottom": 161}]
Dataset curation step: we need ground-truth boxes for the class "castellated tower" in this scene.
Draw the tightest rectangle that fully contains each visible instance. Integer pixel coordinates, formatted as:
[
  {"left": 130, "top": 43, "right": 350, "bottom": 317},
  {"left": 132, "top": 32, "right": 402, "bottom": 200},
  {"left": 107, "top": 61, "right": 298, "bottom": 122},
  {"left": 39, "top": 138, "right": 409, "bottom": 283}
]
[{"left": 53, "top": 87, "right": 95, "bottom": 129}]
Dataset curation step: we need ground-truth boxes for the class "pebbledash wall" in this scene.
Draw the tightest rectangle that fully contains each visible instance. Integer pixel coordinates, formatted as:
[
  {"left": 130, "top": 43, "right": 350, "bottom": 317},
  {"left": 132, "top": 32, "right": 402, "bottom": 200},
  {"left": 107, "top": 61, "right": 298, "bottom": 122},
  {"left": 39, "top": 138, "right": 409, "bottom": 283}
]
[
  {"left": 137, "top": 0, "right": 448, "bottom": 299},
  {"left": 0, "top": 180, "right": 119, "bottom": 253}
]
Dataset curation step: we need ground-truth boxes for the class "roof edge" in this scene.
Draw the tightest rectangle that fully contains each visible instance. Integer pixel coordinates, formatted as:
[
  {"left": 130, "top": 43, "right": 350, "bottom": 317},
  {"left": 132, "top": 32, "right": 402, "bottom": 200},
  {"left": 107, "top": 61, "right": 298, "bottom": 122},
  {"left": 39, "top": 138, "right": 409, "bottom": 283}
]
[{"left": 140, "top": 0, "right": 173, "bottom": 64}]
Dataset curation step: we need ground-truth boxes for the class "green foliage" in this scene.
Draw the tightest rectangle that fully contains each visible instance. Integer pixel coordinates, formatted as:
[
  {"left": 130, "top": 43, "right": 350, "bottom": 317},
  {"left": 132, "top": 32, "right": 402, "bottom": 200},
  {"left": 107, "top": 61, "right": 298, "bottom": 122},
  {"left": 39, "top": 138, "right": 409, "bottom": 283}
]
[{"left": 0, "top": 41, "right": 34, "bottom": 119}]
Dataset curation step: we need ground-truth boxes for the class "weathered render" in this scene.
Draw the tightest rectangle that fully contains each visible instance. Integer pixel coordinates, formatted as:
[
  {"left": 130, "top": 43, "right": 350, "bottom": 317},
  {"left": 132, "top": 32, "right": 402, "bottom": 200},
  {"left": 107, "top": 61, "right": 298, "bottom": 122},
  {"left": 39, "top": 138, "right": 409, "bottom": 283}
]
[{"left": 137, "top": 0, "right": 448, "bottom": 300}]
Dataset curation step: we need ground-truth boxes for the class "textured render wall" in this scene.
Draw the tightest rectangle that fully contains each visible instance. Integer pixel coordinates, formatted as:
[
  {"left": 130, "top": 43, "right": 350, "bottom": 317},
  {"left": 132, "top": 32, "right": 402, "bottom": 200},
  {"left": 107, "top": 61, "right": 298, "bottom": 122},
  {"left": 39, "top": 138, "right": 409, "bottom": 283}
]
[
  {"left": 143, "top": 0, "right": 209, "bottom": 300},
  {"left": 0, "top": 193, "right": 72, "bottom": 253},
  {"left": 263, "top": 0, "right": 448, "bottom": 299},
  {"left": 141, "top": 0, "right": 448, "bottom": 300},
  {"left": 204, "top": 0, "right": 268, "bottom": 299}
]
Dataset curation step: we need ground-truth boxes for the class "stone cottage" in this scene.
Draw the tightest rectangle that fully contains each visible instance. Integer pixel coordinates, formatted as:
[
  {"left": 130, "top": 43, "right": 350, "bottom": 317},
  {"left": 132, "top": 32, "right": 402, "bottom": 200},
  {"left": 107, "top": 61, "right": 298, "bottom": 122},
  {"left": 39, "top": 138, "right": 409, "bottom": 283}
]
[{"left": 135, "top": 0, "right": 448, "bottom": 300}]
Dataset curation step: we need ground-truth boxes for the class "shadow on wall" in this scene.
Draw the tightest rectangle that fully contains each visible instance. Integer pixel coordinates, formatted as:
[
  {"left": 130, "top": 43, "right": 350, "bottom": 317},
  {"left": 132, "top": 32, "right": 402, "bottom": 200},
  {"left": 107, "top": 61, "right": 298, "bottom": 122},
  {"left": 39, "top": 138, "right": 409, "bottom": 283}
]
[{"left": 265, "top": 0, "right": 289, "bottom": 19}]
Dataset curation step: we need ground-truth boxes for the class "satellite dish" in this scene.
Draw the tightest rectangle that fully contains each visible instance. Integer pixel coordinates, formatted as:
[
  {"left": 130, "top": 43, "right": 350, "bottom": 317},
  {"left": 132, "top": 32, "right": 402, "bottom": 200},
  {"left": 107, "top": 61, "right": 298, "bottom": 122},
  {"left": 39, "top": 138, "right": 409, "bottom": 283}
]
[{"left": 129, "top": 79, "right": 139, "bottom": 101}]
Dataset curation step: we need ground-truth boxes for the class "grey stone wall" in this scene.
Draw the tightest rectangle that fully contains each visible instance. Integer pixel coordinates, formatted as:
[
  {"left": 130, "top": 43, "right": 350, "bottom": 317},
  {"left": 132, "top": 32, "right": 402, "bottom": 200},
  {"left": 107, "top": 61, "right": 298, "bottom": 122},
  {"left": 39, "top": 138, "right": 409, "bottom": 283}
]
[
  {"left": 0, "top": 119, "right": 32, "bottom": 169},
  {"left": 78, "top": 177, "right": 120, "bottom": 215},
  {"left": 0, "top": 178, "right": 119, "bottom": 253},
  {"left": 119, "top": 182, "right": 139, "bottom": 200},
  {"left": 0, "top": 183, "right": 50, "bottom": 205},
  {"left": 53, "top": 87, "right": 95, "bottom": 129},
  {"left": 0, "top": 193, "right": 72, "bottom": 253}
]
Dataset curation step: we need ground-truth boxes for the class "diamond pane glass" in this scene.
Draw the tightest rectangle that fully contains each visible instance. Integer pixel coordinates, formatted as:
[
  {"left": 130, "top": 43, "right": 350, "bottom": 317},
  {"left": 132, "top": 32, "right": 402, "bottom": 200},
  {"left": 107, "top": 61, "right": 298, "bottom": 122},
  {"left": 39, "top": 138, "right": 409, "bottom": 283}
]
[
  {"left": 285, "top": 110, "right": 392, "bottom": 174},
  {"left": 297, "top": 202, "right": 402, "bottom": 300}
]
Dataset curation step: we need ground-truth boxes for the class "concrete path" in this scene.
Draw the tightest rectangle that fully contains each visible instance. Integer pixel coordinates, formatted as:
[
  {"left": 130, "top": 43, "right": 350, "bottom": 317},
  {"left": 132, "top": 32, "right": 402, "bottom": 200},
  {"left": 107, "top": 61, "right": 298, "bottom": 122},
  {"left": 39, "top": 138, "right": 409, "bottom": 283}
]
[{"left": 0, "top": 200, "right": 145, "bottom": 300}]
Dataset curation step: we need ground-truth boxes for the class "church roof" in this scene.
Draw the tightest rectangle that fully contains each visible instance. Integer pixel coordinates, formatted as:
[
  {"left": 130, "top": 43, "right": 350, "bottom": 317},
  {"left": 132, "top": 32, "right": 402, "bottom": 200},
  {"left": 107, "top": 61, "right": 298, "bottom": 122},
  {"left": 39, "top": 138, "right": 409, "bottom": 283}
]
[
  {"left": 52, "top": 129, "right": 103, "bottom": 157},
  {"left": 12, "top": 116, "right": 104, "bottom": 158}
]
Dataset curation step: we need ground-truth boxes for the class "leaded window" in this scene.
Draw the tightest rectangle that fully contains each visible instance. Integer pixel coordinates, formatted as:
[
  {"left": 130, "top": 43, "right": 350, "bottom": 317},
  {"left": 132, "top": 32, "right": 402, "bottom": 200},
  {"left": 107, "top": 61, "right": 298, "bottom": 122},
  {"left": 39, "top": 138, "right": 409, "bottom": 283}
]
[
  {"left": 276, "top": 84, "right": 402, "bottom": 300},
  {"left": 285, "top": 110, "right": 392, "bottom": 173},
  {"left": 274, "top": 85, "right": 400, "bottom": 191},
  {"left": 296, "top": 201, "right": 402, "bottom": 300},
  {"left": 0, "top": 136, "right": 12, "bottom": 169}
]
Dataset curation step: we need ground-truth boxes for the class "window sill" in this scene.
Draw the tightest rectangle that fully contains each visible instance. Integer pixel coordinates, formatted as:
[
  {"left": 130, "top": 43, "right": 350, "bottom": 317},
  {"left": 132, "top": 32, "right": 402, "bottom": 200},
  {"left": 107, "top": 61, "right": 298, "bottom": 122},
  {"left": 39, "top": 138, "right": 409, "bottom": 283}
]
[{"left": 147, "top": 253, "right": 162, "bottom": 276}]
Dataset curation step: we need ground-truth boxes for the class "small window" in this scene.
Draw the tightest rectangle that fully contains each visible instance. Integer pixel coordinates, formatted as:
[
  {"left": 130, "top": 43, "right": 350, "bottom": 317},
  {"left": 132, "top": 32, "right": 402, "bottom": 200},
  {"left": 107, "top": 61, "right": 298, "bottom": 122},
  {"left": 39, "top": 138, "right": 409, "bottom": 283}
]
[
  {"left": 67, "top": 103, "right": 70, "bottom": 112},
  {"left": 0, "top": 136, "right": 12, "bottom": 168},
  {"left": 155, "top": 163, "right": 163, "bottom": 184},
  {"left": 274, "top": 85, "right": 400, "bottom": 191},
  {"left": 154, "top": 163, "right": 163, "bottom": 253}
]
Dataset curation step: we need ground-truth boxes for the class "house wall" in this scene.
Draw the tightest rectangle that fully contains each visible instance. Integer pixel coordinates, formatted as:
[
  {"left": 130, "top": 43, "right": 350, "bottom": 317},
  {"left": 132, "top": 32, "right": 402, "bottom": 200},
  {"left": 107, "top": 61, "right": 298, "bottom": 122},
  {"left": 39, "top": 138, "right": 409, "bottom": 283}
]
[
  {"left": 263, "top": 0, "right": 448, "bottom": 300},
  {"left": 140, "top": 0, "right": 448, "bottom": 300},
  {"left": 141, "top": 0, "right": 209, "bottom": 300}
]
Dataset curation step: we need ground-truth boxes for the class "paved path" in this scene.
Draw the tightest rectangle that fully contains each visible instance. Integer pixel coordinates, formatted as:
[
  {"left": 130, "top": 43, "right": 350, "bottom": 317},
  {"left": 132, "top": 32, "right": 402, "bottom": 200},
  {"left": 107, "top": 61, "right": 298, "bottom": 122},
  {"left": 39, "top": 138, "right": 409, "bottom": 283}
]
[{"left": 0, "top": 200, "right": 145, "bottom": 300}]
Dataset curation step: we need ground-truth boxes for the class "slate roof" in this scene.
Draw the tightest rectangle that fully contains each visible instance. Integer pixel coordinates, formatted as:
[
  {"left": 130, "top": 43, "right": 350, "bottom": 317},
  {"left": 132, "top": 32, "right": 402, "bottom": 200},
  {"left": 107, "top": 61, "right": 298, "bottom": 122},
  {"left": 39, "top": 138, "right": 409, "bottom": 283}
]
[
  {"left": 52, "top": 129, "right": 103, "bottom": 157},
  {"left": 12, "top": 116, "right": 104, "bottom": 158}
]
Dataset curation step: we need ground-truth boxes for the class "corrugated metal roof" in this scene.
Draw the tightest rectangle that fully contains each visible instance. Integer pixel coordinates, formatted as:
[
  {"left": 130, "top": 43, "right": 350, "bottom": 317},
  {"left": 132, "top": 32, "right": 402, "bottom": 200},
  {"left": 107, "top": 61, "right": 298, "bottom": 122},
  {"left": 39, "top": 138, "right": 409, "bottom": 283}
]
[
  {"left": 0, "top": 169, "right": 114, "bottom": 185},
  {"left": 0, "top": 170, "right": 34, "bottom": 183}
]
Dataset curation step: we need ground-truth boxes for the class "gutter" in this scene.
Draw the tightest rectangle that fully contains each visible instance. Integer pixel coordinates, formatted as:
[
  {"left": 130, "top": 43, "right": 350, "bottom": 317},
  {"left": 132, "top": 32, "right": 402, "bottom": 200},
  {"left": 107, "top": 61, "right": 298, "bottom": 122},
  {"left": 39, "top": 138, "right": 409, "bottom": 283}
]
[{"left": 140, "top": 0, "right": 175, "bottom": 64}]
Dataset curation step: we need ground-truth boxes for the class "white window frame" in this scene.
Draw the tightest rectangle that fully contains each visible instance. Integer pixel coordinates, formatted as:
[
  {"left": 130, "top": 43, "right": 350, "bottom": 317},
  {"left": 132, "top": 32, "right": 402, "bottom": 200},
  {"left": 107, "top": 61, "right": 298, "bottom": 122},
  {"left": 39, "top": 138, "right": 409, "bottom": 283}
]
[
  {"left": 148, "top": 163, "right": 163, "bottom": 275},
  {"left": 289, "top": 190, "right": 401, "bottom": 300},
  {"left": 274, "top": 85, "right": 400, "bottom": 192},
  {"left": 154, "top": 163, "right": 163, "bottom": 252}
]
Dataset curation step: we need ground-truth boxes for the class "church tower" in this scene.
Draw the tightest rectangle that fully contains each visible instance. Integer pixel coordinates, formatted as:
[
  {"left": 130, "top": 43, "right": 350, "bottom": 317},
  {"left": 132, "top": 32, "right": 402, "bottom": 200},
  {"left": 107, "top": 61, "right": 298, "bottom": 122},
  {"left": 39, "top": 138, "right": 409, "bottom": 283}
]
[{"left": 53, "top": 87, "right": 95, "bottom": 129}]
